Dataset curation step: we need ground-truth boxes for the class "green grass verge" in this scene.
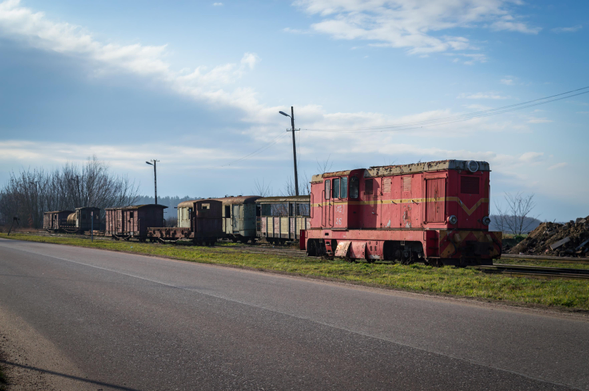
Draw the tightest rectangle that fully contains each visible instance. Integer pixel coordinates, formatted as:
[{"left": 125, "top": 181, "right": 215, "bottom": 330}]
[{"left": 2, "top": 233, "right": 588, "bottom": 311}]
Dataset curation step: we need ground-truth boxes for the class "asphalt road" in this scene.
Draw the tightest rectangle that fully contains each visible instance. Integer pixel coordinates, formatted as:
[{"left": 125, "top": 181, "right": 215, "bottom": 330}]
[{"left": 0, "top": 238, "right": 588, "bottom": 391}]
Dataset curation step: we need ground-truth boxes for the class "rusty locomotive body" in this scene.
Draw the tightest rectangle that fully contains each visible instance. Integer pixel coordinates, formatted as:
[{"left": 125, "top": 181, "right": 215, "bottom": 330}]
[{"left": 303, "top": 160, "right": 502, "bottom": 266}]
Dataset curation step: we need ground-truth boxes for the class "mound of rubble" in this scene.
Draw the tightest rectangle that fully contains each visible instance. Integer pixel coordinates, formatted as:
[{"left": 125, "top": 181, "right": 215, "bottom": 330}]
[{"left": 509, "top": 217, "right": 589, "bottom": 257}]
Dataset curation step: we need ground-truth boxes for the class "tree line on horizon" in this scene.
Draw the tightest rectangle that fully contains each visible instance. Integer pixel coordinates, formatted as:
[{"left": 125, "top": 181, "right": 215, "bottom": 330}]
[{"left": 0, "top": 157, "right": 139, "bottom": 228}]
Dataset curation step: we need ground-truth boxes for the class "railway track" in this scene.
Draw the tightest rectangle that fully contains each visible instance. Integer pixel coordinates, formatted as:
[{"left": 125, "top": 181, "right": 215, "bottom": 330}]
[
  {"left": 478, "top": 264, "right": 589, "bottom": 279},
  {"left": 501, "top": 253, "right": 589, "bottom": 264}
]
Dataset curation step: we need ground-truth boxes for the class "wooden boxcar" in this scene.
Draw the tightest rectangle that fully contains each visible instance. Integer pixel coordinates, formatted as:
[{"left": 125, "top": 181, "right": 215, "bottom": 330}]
[
  {"left": 43, "top": 207, "right": 100, "bottom": 233},
  {"left": 192, "top": 199, "right": 223, "bottom": 244},
  {"left": 43, "top": 210, "right": 73, "bottom": 231},
  {"left": 67, "top": 207, "right": 101, "bottom": 232},
  {"left": 148, "top": 200, "right": 222, "bottom": 245},
  {"left": 256, "top": 196, "right": 310, "bottom": 245},
  {"left": 303, "top": 160, "right": 501, "bottom": 266},
  {"left": 105, "top": 204, "right": 167, "bottom": 241},
  {"left": 177, "top": 196, "right": 260, "bottom": 243}
]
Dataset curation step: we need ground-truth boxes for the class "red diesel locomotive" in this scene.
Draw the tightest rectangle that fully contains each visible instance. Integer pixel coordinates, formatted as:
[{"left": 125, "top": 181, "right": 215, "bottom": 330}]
[{"left": 302, "top": 160, "right": 502, "bottom": 266}]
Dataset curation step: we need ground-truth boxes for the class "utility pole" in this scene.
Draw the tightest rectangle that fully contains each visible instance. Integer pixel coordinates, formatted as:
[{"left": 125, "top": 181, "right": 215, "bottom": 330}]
[
  {"left": 146, "top": 159, "right": 160, "bottom": 204},
  {"left": 279, "top": 106, "right": 300, "bottom": 196}
]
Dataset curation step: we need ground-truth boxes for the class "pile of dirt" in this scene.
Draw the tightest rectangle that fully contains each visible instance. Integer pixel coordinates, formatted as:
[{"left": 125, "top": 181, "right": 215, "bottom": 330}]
[{"left": 509, "top": 216, "right": 589, "bottom": 257}]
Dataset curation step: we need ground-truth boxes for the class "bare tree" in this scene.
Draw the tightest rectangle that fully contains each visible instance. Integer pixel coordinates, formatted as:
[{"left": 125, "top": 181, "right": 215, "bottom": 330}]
[
  {"left": 316, "top": 155, "right": 333, "bottom": 174},
  {"left": 0, "top": 156, "right": 139, "bottom": 228},
  {"left": 253, "top": 179, "right": 273, "bottom": 197},
  {"left": 494, "top": 192, "right": 536, "bottom": 235}
]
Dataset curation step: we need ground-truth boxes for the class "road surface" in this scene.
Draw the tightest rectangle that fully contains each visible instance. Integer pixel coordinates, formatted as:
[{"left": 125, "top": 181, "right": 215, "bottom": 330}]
[{"left": 0, "top": 238, "right": 587, "bottom": 390}]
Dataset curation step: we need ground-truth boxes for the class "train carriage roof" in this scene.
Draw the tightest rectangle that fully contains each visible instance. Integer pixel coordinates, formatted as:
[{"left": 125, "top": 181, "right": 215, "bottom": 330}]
[
  {"left": 256, "top": 195, "right": 310, "bottom": 204},
  {"left": 177, "top": 196, "right": 261, "bottom": 209},
  {"left": 105, "top": 204, "right": 167, "bottom": 211}
]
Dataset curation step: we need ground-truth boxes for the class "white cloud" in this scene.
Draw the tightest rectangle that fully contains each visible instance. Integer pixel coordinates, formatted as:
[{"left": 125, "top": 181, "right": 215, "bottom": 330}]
[
  {"left": 0, "top": 0, "right": 262, "bottom": 112},
  {"left": 0, "top": 140, "right": 238, "bottom": 171},
  {"left": 292, "top": 0, "right": 539, "bottom": 58},
  {"left": 500, "top": 78, "right": 514, "bottom": 85},
  {"left": 519, "top": 151, "right": 544, "bottom": 163},
  {"left": 551, "top": 25, "right": 582, "bottom": 33},
  {"left": 213, "top": 3, "right": 224, "bottom": 6},
  {"left": 490, "top": 16, "right": 541, "bottom": 34},
  {"left": 548, "top": 162, "right": 567, "bottom": 170}
]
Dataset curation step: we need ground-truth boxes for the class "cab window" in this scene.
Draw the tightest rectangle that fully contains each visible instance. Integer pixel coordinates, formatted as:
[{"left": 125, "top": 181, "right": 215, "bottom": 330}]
[
  {"left": 333, "top": 178, "right": 340, "bottom": 198},
  {"left": 350, "top": 176, "right": 359, "bottom": 199},
  {"left": 325, "top": 179, "right": 331, "bottom": 200},
  {"left": 341, "top": 177, "right": 348, "bottom": 198}
]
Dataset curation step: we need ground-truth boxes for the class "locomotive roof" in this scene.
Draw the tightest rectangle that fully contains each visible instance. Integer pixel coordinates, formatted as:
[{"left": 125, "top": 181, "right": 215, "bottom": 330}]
[
  {"left": 256, "top": 195, "right": 310, "bottom": 204},
  {"left": 311, "top": 160, "right": 490, "bottom": 182}
]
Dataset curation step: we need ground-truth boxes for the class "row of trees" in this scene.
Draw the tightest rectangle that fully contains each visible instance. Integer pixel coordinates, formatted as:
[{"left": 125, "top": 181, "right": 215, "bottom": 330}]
[{"left": 0, "top": 157, "right": 139, "bottom": 228}]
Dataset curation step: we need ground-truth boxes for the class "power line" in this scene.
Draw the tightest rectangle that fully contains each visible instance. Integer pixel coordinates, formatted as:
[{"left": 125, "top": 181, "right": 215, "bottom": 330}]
[
  {"left": 302, "top": 86, "right": 589, "bottom": 133},
  {"left": 220, "top": 135, "right": 282, "bottom": 168}
]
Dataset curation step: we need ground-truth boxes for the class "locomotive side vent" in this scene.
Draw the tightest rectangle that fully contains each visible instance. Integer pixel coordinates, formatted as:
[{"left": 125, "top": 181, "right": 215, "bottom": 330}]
[{"left": 461, "top": 176, "right": 480, "bottom": 194}]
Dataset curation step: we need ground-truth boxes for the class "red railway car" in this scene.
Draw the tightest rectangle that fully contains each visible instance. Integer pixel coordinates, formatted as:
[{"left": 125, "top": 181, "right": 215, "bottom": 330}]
[
  {"left": 105, "top": 204, "right": 167, "bottom": 241},
  {"left": 303, "top": 160, "right": 501, "bottom": 266}
]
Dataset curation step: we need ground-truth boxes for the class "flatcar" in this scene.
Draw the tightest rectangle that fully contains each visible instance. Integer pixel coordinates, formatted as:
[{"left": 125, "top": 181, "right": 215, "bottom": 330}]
[
  {"left": 256, "top": 195, "right": 310, "bottom": 245},
  {"left": 302, "top": 160, "right": 502, "bottom": 266}
]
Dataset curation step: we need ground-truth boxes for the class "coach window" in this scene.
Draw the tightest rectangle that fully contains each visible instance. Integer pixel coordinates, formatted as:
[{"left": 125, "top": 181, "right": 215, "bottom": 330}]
[
  {"left": 333, "top": 178, "right": 340, "bottom": 198},
  {"left": 350, "top": 176, "right": 359, "bottom": 199},
  {"left": 325, "top": 179, "right": 331, "bottom": 200}
]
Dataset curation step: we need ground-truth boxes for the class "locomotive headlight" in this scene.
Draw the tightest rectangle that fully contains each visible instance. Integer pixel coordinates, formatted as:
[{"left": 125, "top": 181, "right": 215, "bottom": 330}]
[
  {"left": 448, "top": 215, "right": 458, "bottom": 225},
  {"left": 466, "top": 160, "right": 479, "bottom": 173},
  {"left": 482, "top": 216, "right": 491, "bottom": 226}
]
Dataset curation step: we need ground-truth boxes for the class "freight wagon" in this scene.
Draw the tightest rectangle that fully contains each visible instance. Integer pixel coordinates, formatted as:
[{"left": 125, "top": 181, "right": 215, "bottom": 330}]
[
  {"left": 147, "top": 199, "right": 223, "bottom": 245},
  {"left": 177, "top": 196, "right": 261, "bottom": 243},
  {"left": 43, "top": 207, "right": 101, "bottom": 233},
  {"left": 105, "top": 204, "right": 167, "bottom": 241},
  {"left": 303, "top": 160, "right": 502, "bottom": 266},
  {"left": 256, "top": 196, "right": 310, "bottom": 245}
]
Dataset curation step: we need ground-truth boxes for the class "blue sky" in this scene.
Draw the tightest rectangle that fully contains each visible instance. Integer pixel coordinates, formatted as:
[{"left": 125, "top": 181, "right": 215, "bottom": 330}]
[{"left": 0, "top": 0, "right": 587, "bottom": 221}]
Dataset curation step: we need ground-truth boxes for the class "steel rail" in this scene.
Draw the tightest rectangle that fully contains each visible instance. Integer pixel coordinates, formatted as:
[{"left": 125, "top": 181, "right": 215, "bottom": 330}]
[{"left": 478, "top": 264, "right": 589, "bottom": 279}]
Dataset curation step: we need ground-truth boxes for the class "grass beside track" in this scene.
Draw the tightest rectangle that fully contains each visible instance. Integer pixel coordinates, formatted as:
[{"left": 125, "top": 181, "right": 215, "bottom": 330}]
[{"left": 2, "top": 233, "right": 588, "bottom": 312}]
